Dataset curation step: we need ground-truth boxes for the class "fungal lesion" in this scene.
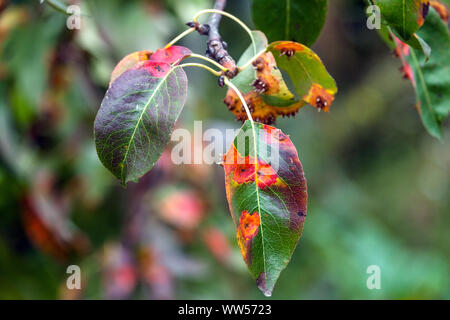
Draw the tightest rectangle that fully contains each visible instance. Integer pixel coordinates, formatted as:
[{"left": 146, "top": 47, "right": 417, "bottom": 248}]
[{"left": 303, "top": 83, "right": 335, "bottom": 112}]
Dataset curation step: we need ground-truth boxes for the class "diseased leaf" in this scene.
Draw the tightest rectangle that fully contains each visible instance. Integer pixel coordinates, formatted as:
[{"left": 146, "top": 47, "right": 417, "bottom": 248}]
[
  {"left": 373, "top": 0, "right": 430, "bottom": 41},
  {"left": 226, "top": 33, "right": 302, "bottom": 124},
  {"left": 232, "top": 30, "right": 269, "bottom": 94},
  {"left": 94, "top": 63, "right": 188, "bottom": 185},
  {"left": 267, "top": 41, "right": 337, "bottom": 111},
  {"left": 400, "top": 7, "right": 450, "bottom": 138},
  {"left": 224, "top": 88, "right": 305, "bottom": 124},
  {"left": 223, "top": 121, "right": 308, "bottom": 296},
  {"left": 109, "top": 50, "right": 153, "bottom": 86},
  {"left": 251, "top": 0, "right": 328, "bottom": 46},
  {"left": 255, "top": 52, "right": 297, "bottom": 107}
]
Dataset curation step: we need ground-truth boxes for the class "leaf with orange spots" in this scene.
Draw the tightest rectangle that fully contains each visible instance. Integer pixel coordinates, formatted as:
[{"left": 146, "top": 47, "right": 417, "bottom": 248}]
[
  {"left": 225, "top": 32, "right": 303, "bottom": 124},
  {"left": 223, "top": 121, "right": 308, "bottom": 296},
  {"left": 267, "top": 41, "right": 337, "bottom": 112}
]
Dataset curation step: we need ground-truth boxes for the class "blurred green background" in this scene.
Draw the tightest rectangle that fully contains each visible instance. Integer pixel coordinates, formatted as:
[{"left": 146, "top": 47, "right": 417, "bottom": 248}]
[{"left": 0, "top": 0, "right": 449, "bottom": 299}]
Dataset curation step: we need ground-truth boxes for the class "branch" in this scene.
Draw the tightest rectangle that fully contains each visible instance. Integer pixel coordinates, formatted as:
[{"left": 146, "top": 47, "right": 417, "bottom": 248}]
[{"left": 188, "top": 0, "right": 238, "bottom": 79}]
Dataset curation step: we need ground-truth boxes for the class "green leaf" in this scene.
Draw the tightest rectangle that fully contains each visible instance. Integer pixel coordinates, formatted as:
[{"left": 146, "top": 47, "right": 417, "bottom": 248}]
[
  {"left": 405, "top": 7, "right": 450, "bottom": 139},
  {"left": 373, "top": 0, "right": 430, "bottom": 41},
  {"left": 267, "top": 41, "right": 337, "bottom": 111},
  {"left": 94, "top": 63, "right": 188, "bottom": 185},
  {"left": 223, "top": 121, "right": 308, "bottom": 296},
  {"left": 251, "top": 0, "right": 328, "bottom": 46}
]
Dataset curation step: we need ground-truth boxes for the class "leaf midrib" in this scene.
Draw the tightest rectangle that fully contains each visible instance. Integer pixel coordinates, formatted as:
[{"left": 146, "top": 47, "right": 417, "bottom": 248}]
[
  {"left": 249, "top": 123, "right": 268, "bottom": 290},
  {"left": 120, "top": 67, "right": 178, "bottom": 182},
  {"left": 285, "top": 0, "right": 291, "bottom": 40}
]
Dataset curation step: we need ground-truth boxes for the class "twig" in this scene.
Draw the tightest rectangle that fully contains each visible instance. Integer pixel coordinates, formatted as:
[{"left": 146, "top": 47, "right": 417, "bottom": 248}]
[{"left": 189, "top": 0, "right": 238, "bottom": 78}]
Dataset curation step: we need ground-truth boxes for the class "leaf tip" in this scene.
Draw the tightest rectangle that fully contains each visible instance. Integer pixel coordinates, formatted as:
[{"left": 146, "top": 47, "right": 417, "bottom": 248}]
[{"left": 256, "top": 273, "right": 273, "bottom": 297}]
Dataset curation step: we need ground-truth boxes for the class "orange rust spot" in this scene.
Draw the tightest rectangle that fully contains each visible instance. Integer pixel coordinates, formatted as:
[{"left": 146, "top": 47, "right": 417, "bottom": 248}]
[
  {"left": 272, "top": 41, "right": 305, "bottom": 54},
  {"left": 237, "top": 210, "right": 260, "bottom": 264},
  {"left": 238, "top": 210, "right": 260, "bottom": 240},
  {"left": 251, "top": 52, "right": 281, "bottom": 95},
  {"left": 223, "top": 145, "right": 278, "bottom": 189},
  {"left": 256, "top": 163, "right": 278, "bottom": 189},
  {"left": 303, "top": 83, "right": 335, "bottom": 112}
]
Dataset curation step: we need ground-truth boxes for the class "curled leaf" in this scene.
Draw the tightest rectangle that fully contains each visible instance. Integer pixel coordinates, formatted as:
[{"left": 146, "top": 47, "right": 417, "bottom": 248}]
[
  {"left": 224, "top": 88, "right": 304, "bottom": 124},
  {"left": 223, "top": 121, "right": 307, "bottom": 296},
  {"left": 267, "top": 41, "right": 337, "bottom": 112}
]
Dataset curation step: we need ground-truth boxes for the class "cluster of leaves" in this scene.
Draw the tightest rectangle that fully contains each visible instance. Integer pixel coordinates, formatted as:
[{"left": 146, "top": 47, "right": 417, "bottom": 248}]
[
  {"left": 372, "top": 0, "right": 450, "bottom": 139},
  {"left": 1, "top": 0, "right": 449, "bottom": 300},
  {"left": 94, "top": 0, "right": 340, "bottom": 296}
]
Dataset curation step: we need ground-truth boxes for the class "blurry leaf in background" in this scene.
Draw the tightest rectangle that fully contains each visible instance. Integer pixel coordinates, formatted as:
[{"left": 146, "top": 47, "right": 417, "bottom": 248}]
[
  {"left": 251, "top": 0, "right": 328, "bottom": 46},
  {"left": 22, "top": 171, "right": 90, "bottom": 261},
  {"left": 1, "top": 10, "right": 65, "bottom": 109},
  {"left": 153, "top": 186, "right": 206, "bottom": 231},
  {"left": 101, "top": 243, "right": 138, "bottom": 299}
]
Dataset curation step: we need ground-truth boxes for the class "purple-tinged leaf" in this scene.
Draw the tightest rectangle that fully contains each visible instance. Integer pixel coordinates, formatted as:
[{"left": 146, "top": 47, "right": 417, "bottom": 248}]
[{"left": 94, "top": 64, "right": 188, "bottom": 185}]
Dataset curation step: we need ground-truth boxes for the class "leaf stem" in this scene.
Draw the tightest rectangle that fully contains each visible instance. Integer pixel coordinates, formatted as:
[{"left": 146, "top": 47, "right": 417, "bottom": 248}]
[
  {"left": 164, "top": 27, "right": 196, "bottom": 49},
  {"left": 193, "top": 9, "right": 256, "bottom": 54},
  {"left": 238, "top": 48, "right": 268, "bottom": 72},
  {"left": 187, "top": 53, "right": 228, "bottom": 72},
  {"left": 224, "top": 77, "right": 254, "bottom": 122},
  {"left": 177, "top": 63, "right": 222, "bottom": 77}
]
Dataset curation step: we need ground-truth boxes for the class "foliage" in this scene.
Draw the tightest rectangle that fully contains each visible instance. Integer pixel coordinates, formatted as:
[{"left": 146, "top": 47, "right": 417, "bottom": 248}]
[{"left": 0, "top": 0, "right": 449, "bottom": 299}]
